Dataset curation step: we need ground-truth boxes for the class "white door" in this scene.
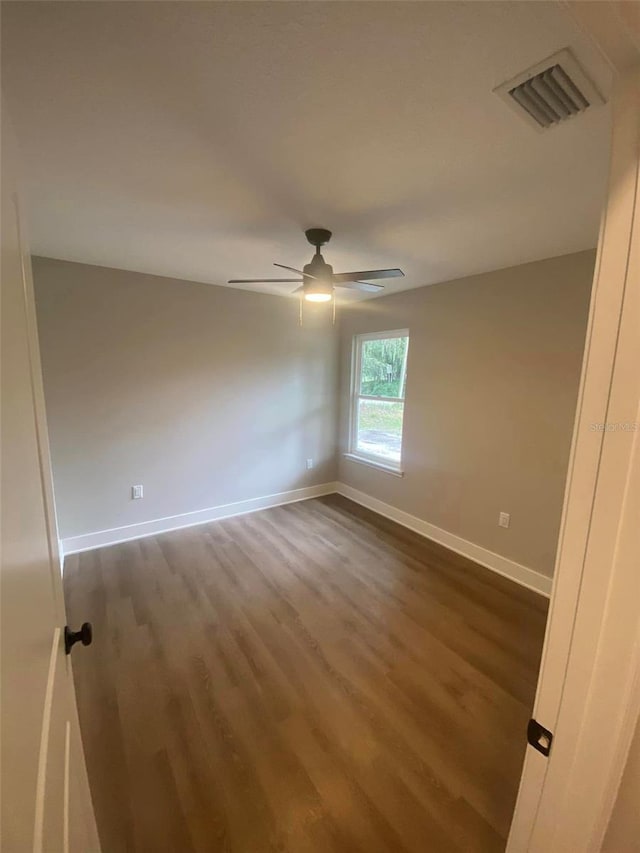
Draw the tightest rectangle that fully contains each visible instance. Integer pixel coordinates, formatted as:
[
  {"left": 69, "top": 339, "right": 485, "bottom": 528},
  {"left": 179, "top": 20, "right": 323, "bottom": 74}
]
[
  {"left": 0, "top": 112, "right": 100, "bottom": 852},
  {"left": 507, "top": 6, "right": 640, "bottom": 850}
]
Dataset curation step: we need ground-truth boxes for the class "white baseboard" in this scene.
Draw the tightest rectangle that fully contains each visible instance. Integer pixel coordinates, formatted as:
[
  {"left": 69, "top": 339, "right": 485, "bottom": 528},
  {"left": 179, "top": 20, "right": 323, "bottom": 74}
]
[
  {"left": 61, "top": 479, "right": 551, "bottom": 598},
  {"left": 61, "top": 482, "right": 339, "bottom": 555},
  {"left": 335, "top": 483, "right": 552, "bottom": 597}
]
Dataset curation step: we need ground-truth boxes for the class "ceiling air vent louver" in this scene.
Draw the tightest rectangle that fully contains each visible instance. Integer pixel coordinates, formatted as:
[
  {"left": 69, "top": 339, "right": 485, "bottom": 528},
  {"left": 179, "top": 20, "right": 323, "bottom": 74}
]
[{"left": 494, "top": 49, "right": 605, "bottom": 132}]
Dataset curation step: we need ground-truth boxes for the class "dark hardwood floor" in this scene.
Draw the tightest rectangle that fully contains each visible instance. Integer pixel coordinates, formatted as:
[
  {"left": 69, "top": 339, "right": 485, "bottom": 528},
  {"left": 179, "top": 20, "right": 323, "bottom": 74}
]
[{"left": 64, "top": 495, "right": 548, "bottom": 853}]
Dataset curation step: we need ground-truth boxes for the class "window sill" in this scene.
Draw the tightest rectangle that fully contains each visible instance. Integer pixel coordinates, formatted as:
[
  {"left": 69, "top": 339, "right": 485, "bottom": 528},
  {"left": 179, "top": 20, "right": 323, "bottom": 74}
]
[{"left": 343, "top": 453, "right": 405, "bottom": 477}]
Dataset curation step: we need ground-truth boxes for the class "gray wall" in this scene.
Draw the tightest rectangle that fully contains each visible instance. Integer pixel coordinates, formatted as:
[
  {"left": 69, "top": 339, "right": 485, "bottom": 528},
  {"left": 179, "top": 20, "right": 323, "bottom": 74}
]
[
  {"left": 35, "top": 251, "right": 593, "bottom": 576},
  {"left": 338, "top": 251, "right": 595, "bottom": 577},
  {"left": 33, "top": 257, "right": 339, "bottom": 539}
]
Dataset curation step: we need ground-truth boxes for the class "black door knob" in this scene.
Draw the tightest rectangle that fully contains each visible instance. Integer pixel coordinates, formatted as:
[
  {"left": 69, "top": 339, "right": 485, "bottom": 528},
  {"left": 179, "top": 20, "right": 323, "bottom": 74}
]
[{"left": 64, "top": 622, "right": 93, "bottom": 655}]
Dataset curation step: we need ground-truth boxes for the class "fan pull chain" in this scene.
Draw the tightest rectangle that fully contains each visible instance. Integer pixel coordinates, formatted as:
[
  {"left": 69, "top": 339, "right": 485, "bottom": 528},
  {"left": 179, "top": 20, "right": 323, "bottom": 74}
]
[
  {"left": 299, "top": 292, "right": 304, "bottom": 327},
  {"left": 332, "top": 295, "right": 336, "bottom": 325}
]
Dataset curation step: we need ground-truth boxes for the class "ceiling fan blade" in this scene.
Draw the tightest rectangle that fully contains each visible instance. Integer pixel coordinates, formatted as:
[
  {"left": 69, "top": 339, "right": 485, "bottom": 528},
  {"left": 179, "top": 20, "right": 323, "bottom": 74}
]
[
  {"left": 274, "top": 263, "right": 304, "bottom": 275},
  {"left": 292, "top": 286, "right": 305, "bottom": 294},
  {"left": 338, "top": 281, "right": 385, "bottom": 293},
  {"left": 332, "top": 268, "right": 404, "bottom": 283},
  {"left": 274, "top": 263, "right": 319, "bottom": 280},
  {"left": 227, "top": 278, "right": 302, "bottom": 284}
]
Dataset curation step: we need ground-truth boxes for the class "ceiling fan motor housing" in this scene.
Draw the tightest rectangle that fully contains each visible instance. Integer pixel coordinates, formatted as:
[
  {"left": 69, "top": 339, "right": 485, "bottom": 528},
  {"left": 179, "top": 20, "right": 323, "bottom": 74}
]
[{"left": 304, "top": 254, "right": 334, "bottom": 297}]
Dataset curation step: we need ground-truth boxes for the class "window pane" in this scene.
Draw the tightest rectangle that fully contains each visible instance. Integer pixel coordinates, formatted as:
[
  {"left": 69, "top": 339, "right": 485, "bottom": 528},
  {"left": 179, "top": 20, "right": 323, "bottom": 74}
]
[
  {"left": 360, "top": 336, "right": 408, "bottom": 398},
  {"left": 357, "top": 399, "right": 403, "bottom": 463}
]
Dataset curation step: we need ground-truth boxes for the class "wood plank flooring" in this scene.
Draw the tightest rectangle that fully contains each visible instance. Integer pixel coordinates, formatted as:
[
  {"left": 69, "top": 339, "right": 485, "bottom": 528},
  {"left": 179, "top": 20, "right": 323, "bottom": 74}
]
[{"left": 64, "top": 495, "right": 548, "bottom": 853}]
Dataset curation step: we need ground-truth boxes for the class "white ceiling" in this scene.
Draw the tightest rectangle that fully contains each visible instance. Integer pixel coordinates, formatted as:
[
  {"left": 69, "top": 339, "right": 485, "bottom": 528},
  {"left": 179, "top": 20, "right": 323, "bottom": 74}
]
[{"left": 2, "top": 1, "right": 612, "bottom": 299}]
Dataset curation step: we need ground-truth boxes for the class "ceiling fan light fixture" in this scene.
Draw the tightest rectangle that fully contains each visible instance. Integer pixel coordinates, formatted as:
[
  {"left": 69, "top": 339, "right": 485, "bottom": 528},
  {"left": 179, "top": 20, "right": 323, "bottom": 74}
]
[
  {"left": 304, "top": 292, "right": 332, "bottom": 303},
  {"left": 303, "top": 271, "right": 333, "bottom": 302}
]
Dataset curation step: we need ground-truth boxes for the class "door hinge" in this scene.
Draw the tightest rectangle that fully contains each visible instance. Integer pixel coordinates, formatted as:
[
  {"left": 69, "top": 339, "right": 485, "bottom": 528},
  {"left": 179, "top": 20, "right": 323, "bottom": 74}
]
[{"left": 527, "top": 718, "right": 553, "bottom": 756}]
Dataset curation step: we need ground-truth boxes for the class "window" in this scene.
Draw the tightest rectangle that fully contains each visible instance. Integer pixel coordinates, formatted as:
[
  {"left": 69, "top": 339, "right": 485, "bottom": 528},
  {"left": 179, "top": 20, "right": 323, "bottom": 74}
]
[{"left": 349, "top": 330, "right": 409, "bottom": 472}]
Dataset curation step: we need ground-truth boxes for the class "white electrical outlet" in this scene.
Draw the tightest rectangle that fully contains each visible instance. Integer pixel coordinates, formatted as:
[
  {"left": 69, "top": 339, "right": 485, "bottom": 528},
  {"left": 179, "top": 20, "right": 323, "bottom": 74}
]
[
  {"left": 132, "top": 484, "right": 144, "bottom": 500},
  {"left": 499, "top": 511, "right": 510, "bottom": 528},
  {"left": 306, "top": 458, "right": 314, "bottom": 470}
]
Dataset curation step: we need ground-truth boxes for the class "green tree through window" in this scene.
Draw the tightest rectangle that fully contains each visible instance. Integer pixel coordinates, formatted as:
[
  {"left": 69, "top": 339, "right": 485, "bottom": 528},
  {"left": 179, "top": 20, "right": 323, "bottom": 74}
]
[
  {"left": 350, "top": 330, "right": 409, "bottom": 468},
  {"left": 360, "top": 336, "right": 408, "bottom": 397}
]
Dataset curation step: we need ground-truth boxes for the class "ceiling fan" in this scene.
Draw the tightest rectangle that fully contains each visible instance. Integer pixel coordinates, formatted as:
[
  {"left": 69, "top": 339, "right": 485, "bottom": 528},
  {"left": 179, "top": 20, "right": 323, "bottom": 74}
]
[{"left": 228, "top": 228, "right": 404, "bottom": 302}]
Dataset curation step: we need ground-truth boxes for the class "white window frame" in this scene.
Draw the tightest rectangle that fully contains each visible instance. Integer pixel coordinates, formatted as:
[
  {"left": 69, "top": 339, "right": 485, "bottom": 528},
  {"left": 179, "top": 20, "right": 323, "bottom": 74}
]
[{"left": 347, "top": 329, "right": 409, "bottom": 475}]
